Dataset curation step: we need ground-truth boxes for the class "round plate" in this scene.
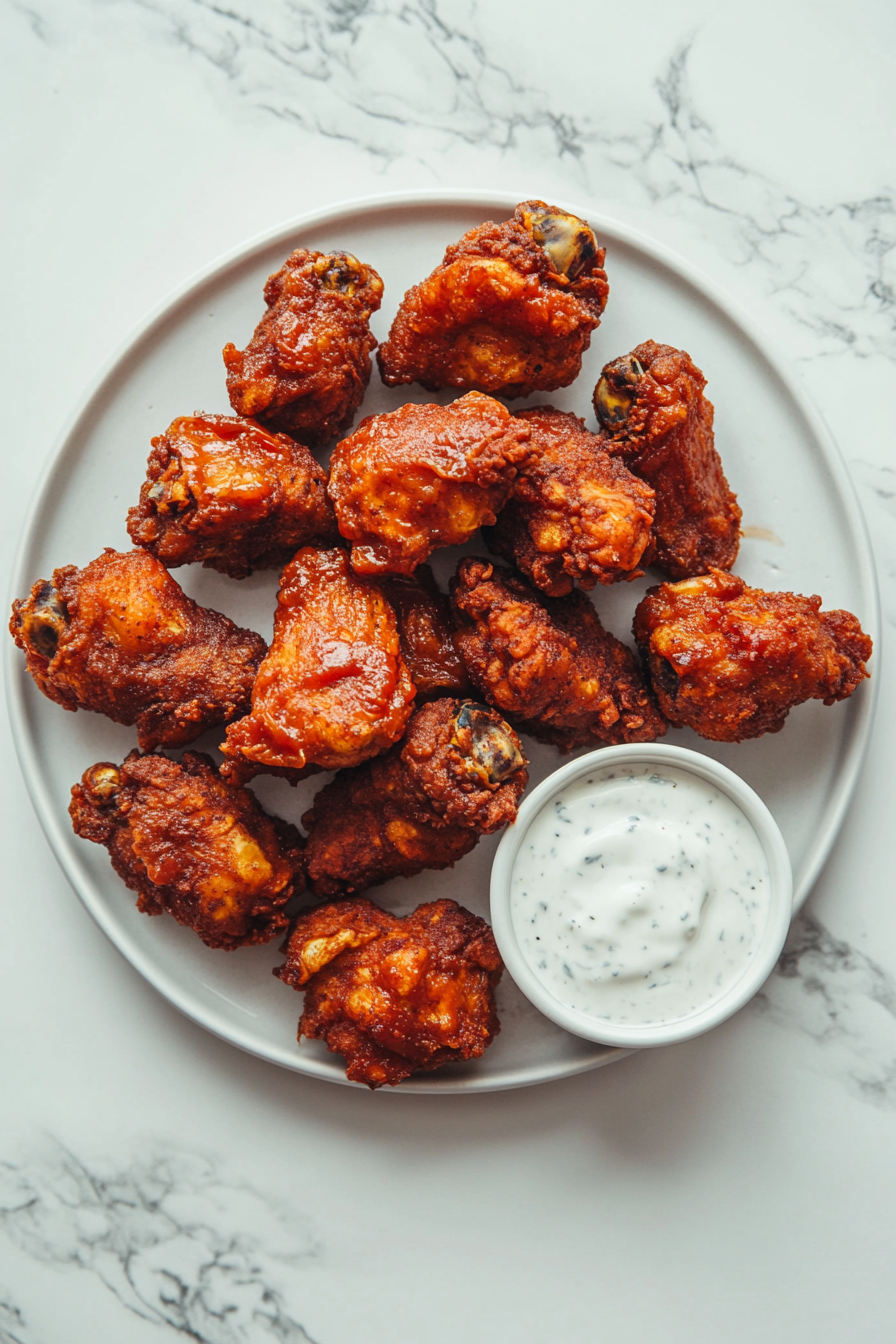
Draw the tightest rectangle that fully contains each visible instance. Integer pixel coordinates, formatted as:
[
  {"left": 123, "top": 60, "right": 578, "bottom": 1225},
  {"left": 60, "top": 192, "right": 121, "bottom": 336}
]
[{"left": 6, "top": 191, "right": 880, "bottom": 1093}]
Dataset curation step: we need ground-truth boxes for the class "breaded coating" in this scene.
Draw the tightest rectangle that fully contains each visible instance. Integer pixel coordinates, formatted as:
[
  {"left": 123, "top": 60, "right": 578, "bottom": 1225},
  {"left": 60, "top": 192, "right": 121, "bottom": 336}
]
[
  {"left": 380, "top": 566, "right": 470, "bottom": 698},
  {"left": 221, "top": 546, "right": 416, "bottom": 782},
  {"left": 327, "top": 392, "right": 531, "bottom": 575},
  {"left": 302, "top": 697, "right": 528, "bottom": 897},
  {"left": 378, "top": 201, "right": 609, "bottom": 397},
  {"left": 486, "top": 406, "right": 655, "bottom": 596},
  {"left": 633, "top": 570, "right": 872, "bottom": 742},
  {"left": 9, "top": 548, "right": 266, "bottom": 751},
  {"left": 127, "top": 412, "right": 337, "bottom": 578},
  {"left": 303, "top": 754, "right": 479, "bottom": 898},
  {"left": 275, "top": 897, "right": 503, "bottom": 1088},
  {"left": 223, "top": 249, "right": 384, "bottom": 448},
  {"left": 451, "top": 558, "right": 666, "bottom": 751},
  {"left": 594, "top": 340, "right": 741, "bottom": 578},
  {"left": 70, "top": 751, "right": 304, "bottom": 950}
]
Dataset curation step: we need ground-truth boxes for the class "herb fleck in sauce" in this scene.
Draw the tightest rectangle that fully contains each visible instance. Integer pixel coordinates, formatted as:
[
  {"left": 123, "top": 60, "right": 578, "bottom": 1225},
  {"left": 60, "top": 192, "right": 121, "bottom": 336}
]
[{"left": 510, "top": 766, "right": 770, "bottom": 1025}]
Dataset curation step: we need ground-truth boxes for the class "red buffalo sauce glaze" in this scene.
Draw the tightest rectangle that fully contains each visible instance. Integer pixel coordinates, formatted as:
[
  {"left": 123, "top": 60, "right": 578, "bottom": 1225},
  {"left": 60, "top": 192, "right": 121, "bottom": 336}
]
[
  {"left": 328, "top": 391, "right": 531, "bottom": 575},
  {"left": 222, "top": 546, "right": 416, "bottom": 776},
  {"left": 127, "top": 412, "right": 336, "bottom": 578}
]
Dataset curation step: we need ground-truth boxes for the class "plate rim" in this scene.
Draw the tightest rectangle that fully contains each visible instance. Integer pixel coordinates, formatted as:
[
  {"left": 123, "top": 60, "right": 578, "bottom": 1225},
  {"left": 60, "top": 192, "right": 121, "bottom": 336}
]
[{"left": 5, "top": 188, "right": 881, "bottom": 1093}]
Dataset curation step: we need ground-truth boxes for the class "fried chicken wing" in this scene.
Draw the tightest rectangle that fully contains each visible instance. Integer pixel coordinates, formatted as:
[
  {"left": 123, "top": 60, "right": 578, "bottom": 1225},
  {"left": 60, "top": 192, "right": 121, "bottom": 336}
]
[
  {"left": 9, "top": 548, "right": 266, "bottom": 750},
  {"left": 223, "top": 249, "right": 384, "bottom": 448},
  {"left": 378, "top": 201, "right": 609, "bottom": 396},
  {"left": 485, "top": 406, "right": 656, "bottom": 596},
  {"left": 127, "top": 412, "right": 337, "bottom": 578},
  {"left": 303, "top": 757, "right": 478, "bottom": 897},
  {"left": 451, "top": 558, "right": 666, "bottom": 751},
  {"left": 380, "top": 566, "right": 470, "bottom": 698},
  {"left": 302, "top": 697, "right": 527, "bottom": 897},
  {"left": 70, "top": 751, "right": 304, "bottom": 950},
  {"left": 275, "top": 897, "right": 503, "bottom": 1088},
  {"left": 327, "top": 392, "right": 531, "bottom": 574},
  {"left": 221, "top": 546, "right": 416, "bottom": 782},
  {"left": 633, "top": 570, "right": 872, "bottom": 742},
  {"left": 594, "top": 340, "right": 741, "bottom": 578}
]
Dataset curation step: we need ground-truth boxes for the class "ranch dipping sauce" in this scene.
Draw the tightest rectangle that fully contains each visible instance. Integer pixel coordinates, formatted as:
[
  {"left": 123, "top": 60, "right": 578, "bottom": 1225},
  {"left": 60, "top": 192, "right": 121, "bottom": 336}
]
[{"left": 509, "top": 763, "right": 771, "bottom": 1027}]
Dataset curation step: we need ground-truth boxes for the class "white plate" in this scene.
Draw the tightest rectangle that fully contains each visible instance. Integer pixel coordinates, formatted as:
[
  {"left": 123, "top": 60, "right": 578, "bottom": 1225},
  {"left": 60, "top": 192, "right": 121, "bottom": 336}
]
[{"left": 6, "top": 191, "right": 880, "bottom": 1093}]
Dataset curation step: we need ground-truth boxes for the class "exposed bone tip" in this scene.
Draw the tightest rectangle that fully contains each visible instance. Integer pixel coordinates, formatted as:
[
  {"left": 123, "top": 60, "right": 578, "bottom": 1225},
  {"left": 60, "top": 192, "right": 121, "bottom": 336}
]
[
  {"left": 520, "top": 206, "right": 598, "bottom": 280},
  {"left": 84, "top": 764, "right": 121, "bottom": 804},
  {"left": 595, "top": 355, "right": 646, "bottom": 428},
  {"left": 452, "top": 701, "right": 526, "bottom": 786},
  {"left": 22, "top": 582, "right": 69, "bottom": 660},
  {"left": 315, "top": 251, "right": 366, "bottom": 294}
]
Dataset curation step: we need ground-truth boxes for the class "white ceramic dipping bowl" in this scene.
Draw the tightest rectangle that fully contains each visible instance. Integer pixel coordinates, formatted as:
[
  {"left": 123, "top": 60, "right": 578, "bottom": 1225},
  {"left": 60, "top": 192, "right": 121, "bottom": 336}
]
[{"left": 490, "top": 743, "right": 794, "bottom": 1048}]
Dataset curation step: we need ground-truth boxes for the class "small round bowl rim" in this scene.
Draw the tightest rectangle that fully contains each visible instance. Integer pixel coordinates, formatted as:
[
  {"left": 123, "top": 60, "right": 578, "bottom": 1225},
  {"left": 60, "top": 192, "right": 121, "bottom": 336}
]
[{"left": 489, "top": 743, "right": 794, "bottom": 1048}]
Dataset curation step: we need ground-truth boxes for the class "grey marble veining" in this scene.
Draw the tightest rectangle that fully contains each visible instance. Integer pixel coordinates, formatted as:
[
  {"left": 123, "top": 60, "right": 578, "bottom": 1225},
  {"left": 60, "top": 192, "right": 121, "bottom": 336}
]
[
  {"left": 4, "top": 0, "right": 890, "bottom": 1071},
  {"left": 0, "top": 1145, "right": 321, "bottom": 1343},
  {"left": 0, "top": 1290, "right": 32, "bottom": 1344},
  {"left": 2, "top": 5, "right": 895, "bottom": 1335},
  {"left": 43, "top": 0, "right": 892, "bottom": 363},
  {"left": 9, "top": 2, "right": 47, "bottom": 44},
  {"left": 2, "top": 908, "right": 895, "bottom": 1343},
  {"left": 756, "top": 910, "right": 896, "bottom": 1107},
  {"left": 20, "top": 0, "right": 888, "bottom": 1048}
]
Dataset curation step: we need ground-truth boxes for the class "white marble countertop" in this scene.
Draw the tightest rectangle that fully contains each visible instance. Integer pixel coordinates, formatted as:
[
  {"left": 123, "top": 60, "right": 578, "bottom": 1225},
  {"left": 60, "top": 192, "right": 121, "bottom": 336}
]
[{"left": 1, "top": 3, "right": 894, "bottom": 1341}]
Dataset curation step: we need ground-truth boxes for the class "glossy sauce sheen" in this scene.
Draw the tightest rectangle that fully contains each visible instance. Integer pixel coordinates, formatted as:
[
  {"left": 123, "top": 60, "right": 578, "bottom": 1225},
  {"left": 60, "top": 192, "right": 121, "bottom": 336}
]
[{"left": 510, "top": 765, "right": 770, "bottom": 1025}]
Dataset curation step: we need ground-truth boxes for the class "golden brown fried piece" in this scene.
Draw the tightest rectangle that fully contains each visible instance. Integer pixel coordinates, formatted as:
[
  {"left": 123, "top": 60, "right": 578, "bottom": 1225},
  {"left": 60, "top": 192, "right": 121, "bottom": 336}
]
[
  {"left": 594, "top": 340, "right": 741, "bottom": 578},
  {"left": 328, "top": 392, "right": 531, "bottom": 575},
  {"left": 275, "top": 897, "right": 503, "bottom": 1088},
  {"left": 378, "top": 200, "right": 609, "bottom": 396},
  {"left": 633, "top": 570, "right": 872, "bottom": 742},
  {"left": 127, "top": 412, "right": 337, "bottom": 578},
  {"left": 380, "top": 566, "right": 470, "bottom": 698},
  {"left": 303, "top": 755, "right": 477, "bottom": 898},
  {"left": 221, "top": 546, "right": 416, "bottom": 782},
  {"left": 486, "top": 406, "right": 656, "bottom": 596},
  {"left": 9, "top": 549, "right": 266, "bottom": 751},
  {"left": 451, "top": 558, "right": 666, "bottom": 751},
  {"left": 223, "top": 249, "right": 384, "bottom": 448},
  {"left": 70, "top": 751, "right": 304, "bottom": 950},
  {"left": 302, "top": 697, "right": 527, "bottom": 897}
]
